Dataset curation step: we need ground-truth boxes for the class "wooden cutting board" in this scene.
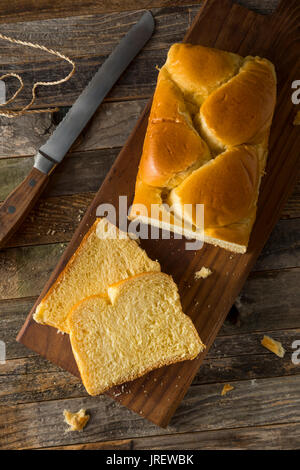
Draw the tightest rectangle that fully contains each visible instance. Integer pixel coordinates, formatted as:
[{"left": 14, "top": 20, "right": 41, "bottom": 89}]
[{"left": 17, "top": 0, "right": 300, "bottom": 427}]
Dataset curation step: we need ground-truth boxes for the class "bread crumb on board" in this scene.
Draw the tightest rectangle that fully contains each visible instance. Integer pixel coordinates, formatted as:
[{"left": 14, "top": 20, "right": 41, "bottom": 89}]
[
  {"left": 261, "top": 335, "right": 285, "bottom": 358},
  {"left": 63, "top": 408, "right": 90, "bottom": 432},
  {"left": 194, "top": 267, "right": 212, "bottom": 280},
  {"left": 221, "top": 384, "right": 234, "bottom": 396},
  {"left": 293, "top": 111, "right": 300, "bottom": 125}
]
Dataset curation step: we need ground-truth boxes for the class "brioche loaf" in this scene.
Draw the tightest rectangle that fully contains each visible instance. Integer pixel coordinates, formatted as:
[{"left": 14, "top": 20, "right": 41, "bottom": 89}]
[
  {"left": 68, "top": 272, "right": 204, "bottom": 395},
  {"left": 34, "top": 218, "right": 160, "bottom": 333},
  {"left": 129, "top": 43, "right": 277, "bottom": 253}
]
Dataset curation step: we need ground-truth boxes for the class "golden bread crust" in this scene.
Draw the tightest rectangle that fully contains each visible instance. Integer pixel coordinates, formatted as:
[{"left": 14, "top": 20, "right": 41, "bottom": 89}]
[
  {"left": 200, "top": 58, "right": 276, "bottom": 148},
  {"left": 166, "top": 43, "right": 241, "bottom": 100},
  {"left": 138, "top": 67, "right": 210, "bottom": 188},
  {"left": 170, "top": 145, "right": 260, "bottom": 227},
  {"left": 129, "top": 43, "right": 277, "bottom": 252}
]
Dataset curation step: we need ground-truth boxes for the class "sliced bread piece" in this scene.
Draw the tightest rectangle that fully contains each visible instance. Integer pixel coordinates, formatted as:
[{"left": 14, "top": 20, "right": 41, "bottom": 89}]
[
  {"left": 34, "top": 218, "right": 160, "bottom": 333},
  {"left": 68, "top": 272, "right": 204, "bottom": 395}
]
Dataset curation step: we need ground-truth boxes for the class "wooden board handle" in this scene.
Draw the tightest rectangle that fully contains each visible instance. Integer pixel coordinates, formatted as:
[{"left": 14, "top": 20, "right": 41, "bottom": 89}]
[{"left": 0, "top": 167, "right": 49, "bottom": 249}]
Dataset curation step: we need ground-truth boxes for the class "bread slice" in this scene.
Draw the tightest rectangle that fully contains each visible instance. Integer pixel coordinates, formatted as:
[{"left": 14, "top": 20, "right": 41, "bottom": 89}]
[
  {"left": 68, "top": 272, "right": 204, "bottom": 395},
  {"left": 34, "top": 218, "right": 160, "bottom": 333}
]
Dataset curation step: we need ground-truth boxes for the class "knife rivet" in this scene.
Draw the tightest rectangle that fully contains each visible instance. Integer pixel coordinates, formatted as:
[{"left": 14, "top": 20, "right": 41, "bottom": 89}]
[
  {"left": 29, "top": 179, "right": 36, "bottom": 187},
  {"left": 8, "top": 206, "right": 16, "bottom": 214}
]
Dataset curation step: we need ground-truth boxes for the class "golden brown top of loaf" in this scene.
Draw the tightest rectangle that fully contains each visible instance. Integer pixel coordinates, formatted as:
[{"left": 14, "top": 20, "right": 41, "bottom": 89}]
[
  {"left": 130, "top": 43, "right": 277, "bottom": 253},
  {"left": 166, "top": 43, "right": 242, "bottom": 101},
  {"left": 138, "top": 67, "right": 211, "bottom": 188},
  {"left": 200, "top": 57, "right": 277, "bottom": 149},
  {"left": 172, "top": 145, "right": 260, "bottom": 227}
]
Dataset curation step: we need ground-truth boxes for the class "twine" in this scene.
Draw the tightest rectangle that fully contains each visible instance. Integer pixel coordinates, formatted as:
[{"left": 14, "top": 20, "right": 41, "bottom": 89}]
[{"left": 0, "top": 32, "right": 75, "bottom": 118}]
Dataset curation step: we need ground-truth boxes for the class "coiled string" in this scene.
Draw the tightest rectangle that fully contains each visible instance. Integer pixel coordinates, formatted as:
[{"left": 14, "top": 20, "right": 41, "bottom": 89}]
[{"left": 0, "top": 32, "right": 75, "bottom": 118}]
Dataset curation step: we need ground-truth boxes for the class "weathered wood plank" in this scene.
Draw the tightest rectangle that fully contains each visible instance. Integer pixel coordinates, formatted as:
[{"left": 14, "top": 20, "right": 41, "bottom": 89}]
[
  {"left": 0, "top": 94, "right": 298, "bottom": 251},
  {"left": 0, "top": 148, "right": 119, "bottom": 201},
  {"left": 194, "top": 350, "right": 300, "bottom": 385},
  {"left": 1, "top": 149, "right": 298, "bottom": 244},
  {"left": 0, "top": 243, "right": 66, "bottom": 300},
  {"left": 0, "top": 112, "right": 55, "bottom": 158},
  {"left": 0, "top": 221, "right": 299, "bottom": 301},
  {"left": 44, "top": 150, "right": 118, "bottom": 198},
  {"left": 0, "top": 356, "right": 84, "bottom": 406},
  {"left": 75, "top": 100, "right": 147, "bottom": 153},
  {"left": 136, "top": 422, "right": 300, "bottom": 450},
  {"left": 0, "top": 100, "right": 147, "bottom": 159},
  {"left": 1, "top": 374, "right": 299, "bottom": 449},
  {"left": 253, "top": 218, "right": 300, "bottom": 271},
  {"left": 44, "top": 422, "right": 300, "bottom": 450},
  {"left": 1, "top": 267, "right": 299, "bottom": 361},
  {"left": 209, "top": 328, "right": 298, "bottom": 358},
  {"left": 0, "top": 1, "right": 200, "bottom": 24},
  {"left": 0, "top": 297, "right": 37, "bottom": 359},
  {"left": 280, "top": 179, "right": 300, "bottom": 219},
  {"left": 1, "top": 181, "right": 299, "bottom": 248},
  {"left": 0, "top": 1, "right": 278, "bottom": 25},
  {"left": 6, "top": 193, "right": 94, "bottom": 248},
  {"left": 223, "top": 268, "right": 300, "bottom": 334},
  {"left": 1, "top": 182, "right": 299, "bottom": 249},
  {"left": 0, "top": 92, "right": 298, "bottom": 248},
  {"left": 0, "top": 157, "right": 32, "bottom": 199},
  {"left": 43, "top": 439, "right": 132, "bottom": 450},
  {"left": 14, "top": 189, "right": 300, "bottom": 249},
  {"left": 0, "top": 0, "right": 296, "bottom": 449},
  {"left": 0, "top": 1, "right": 281, "bottom": 110},
  {"left": 1, "top": 328, "right": 298, "bottom": 405},
  {"left": 0, "top": 7, "right": 194, "bottom": 109}
]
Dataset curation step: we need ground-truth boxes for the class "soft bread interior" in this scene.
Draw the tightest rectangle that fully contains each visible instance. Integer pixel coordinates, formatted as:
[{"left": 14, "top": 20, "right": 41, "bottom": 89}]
[
  {"left": 68, "top": 272, "right": 204, "bottom": 395},
  {"left": 34, "top": 218, "right": 160, "bottom": 333}
]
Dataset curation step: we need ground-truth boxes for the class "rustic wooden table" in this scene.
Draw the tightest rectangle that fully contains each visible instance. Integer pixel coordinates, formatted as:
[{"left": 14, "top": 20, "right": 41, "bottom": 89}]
[{"left": 0, "top": 0, "right": 299, "bottom": 450}]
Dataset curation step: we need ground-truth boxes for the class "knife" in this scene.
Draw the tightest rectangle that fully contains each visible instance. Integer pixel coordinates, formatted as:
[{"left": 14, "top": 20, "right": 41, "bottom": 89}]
[{"left": 0, "top": 11, "right": 155, "bottom": 249}]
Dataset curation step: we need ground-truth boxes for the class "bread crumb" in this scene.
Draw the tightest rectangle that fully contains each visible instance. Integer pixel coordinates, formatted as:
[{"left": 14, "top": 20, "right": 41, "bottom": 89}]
[
  {"left": 63, "top": 408, "right": 90, "bottom": 432},
  {"left": 221, "top": 384, "right": 234, "bottom": 396},
  {"left": 261, "top": 335, "right": 285, "bottom": 358},
  {"left": 194, "top": 267, "right": 212, "bottom": 280},
  {"left": 293, "top": 111, "right": 300, "bottom": 125}
]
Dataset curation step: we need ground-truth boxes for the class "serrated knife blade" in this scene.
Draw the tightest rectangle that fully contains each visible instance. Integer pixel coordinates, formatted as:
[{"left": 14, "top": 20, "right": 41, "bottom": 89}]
[
  {"left": 0, "top": 11, "right": 155, "bottom": 248},
  {"left": 35, "top": 10, "right": 155, "bottom": 173}
]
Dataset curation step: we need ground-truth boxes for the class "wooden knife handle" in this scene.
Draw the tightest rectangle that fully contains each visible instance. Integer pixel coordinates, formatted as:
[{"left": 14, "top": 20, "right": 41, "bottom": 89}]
[{"left": 0, "top": 167, "right": 49, "bottom": 249}]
